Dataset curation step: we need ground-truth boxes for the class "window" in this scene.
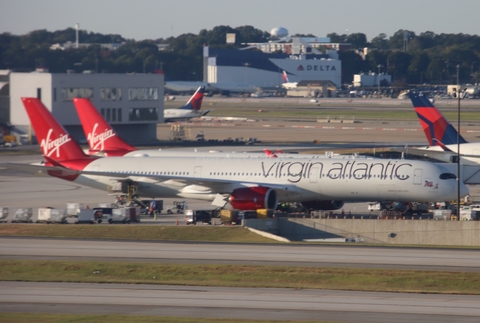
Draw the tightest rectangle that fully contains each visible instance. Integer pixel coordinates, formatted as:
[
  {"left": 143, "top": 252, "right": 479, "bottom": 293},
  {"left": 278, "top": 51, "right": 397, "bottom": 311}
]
[
  {"left": 440, "top": 173, "right": 456, "bottom": 180},
  {"left": 128, "top": 87, "right": 158, "bottom": 101},
  {"left": 100, "top": 88, "right": 122, "bottom": 101},
  {"left": 37, "top": 88, "right": 41, "bottom": 100},
  {"left": 61, "top": 88, "right": 94, "bottom": 101},
  {"left": 128, "top": 108, "right": 158, "bottom": 121},
  {"left": 117, "top": 108, "right": 122, "bottom": 122},
  {"left": 106, "top": 108, "right": 111, "bottom": 122}
]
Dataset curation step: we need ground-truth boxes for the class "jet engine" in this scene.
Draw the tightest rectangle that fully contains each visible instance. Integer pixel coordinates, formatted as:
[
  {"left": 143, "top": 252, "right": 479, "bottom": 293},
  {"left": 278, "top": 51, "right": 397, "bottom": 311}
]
[
  {"left": 229, "top": 187, "right": 278, "bottom": 210},
  {"left": 301, "top": 200, "right": 344, "bottom": 211}
]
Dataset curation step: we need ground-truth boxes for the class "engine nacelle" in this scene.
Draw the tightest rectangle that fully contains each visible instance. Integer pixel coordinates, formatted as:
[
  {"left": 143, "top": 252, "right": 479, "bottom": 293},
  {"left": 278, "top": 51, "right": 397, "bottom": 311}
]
[
  {"left": 229, "top": 187, "right": 278, "bottom": 210},
  {"left": 301, "top": 200, "right": 344, "bottom": 211}
]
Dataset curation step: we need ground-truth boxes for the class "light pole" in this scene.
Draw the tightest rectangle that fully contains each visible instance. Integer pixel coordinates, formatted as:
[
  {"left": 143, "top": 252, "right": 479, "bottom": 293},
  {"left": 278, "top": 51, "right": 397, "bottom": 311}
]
[
  {"left": 456, "top": 64, "right": 461, "bottom": 221},
  {"left": 377, "top": 64, "right": 383, "bottom": 96}
]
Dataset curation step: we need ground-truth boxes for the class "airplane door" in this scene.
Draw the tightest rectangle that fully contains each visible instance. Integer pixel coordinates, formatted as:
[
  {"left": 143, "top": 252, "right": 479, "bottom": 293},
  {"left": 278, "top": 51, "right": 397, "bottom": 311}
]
[
  {"left": 194, "top": 166, "right": 202, "bottom": 177},
  {"left": 413, "top": 169, "right": 422, "bottom": 185},
  {"left": 309, "top": 167, "right": 318, "bottom": 183}
]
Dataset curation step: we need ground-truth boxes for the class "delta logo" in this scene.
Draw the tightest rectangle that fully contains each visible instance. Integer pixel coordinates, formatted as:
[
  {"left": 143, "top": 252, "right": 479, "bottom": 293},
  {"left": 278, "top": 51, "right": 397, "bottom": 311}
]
[{"left": 297, "top": 64, "right": 337, "bottom": 72}]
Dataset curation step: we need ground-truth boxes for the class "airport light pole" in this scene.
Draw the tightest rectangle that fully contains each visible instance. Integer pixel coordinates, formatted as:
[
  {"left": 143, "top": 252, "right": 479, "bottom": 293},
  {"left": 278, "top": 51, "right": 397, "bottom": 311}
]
[{"left": 456, "top": 64, "right": 461, "bottom": 221}]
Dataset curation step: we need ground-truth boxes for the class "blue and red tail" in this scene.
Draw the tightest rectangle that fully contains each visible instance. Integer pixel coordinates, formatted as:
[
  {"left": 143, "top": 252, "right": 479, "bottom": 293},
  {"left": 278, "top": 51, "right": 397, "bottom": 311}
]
[
  {"left": 179, "top": 86, "right": 205, "bottom": 111},
  {"left": 410, "top": 92, "right": 467, "bottom": 146}
]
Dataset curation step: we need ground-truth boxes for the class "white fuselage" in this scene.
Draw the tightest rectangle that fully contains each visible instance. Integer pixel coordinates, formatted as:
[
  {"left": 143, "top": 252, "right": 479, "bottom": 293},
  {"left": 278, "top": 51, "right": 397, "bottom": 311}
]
[
  {"left": 69, "top": 155, "right": 466, "bottom": 203},
  {"left": 163, "top": 108, "right": 208, "bottom": 122},
  {"left": 415, "top": 142, "right": 480, "bottom": 165}
]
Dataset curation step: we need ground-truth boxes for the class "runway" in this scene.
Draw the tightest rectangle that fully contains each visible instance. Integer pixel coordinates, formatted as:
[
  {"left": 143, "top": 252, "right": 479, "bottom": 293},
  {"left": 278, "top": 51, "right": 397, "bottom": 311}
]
[
  {"left": 1, "top": 238, "right": 480, "bottom": 322},
  {"left": 2, "top": 281, "right": 480, "bottom": 322}
]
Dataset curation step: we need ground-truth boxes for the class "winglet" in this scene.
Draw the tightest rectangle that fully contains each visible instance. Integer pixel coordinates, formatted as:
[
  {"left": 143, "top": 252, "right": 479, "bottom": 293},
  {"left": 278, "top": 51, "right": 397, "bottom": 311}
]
[
  {"left": 73, "top": 98, "right": 136, "bottom": 156},
  {"left": 263, "top": 149, "right": 278, "bottom": 158},
  {"left": 282, "top": 71, "right": 289, "bottom": 83}
]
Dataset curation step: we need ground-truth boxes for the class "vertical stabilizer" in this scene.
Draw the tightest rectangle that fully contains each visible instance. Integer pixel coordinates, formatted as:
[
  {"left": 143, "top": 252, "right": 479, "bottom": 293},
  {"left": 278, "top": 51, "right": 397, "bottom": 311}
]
[
  {"left": 21, "top": 98, "right": 91, "bottom": 163},
  {"left": 410, "top": 92, "right": 467, "bottom": 146},
  {"left": 179, "top": 86, "right": 205, "bottom": 111},
  {"left": 73, "top": 98, "right": 136, "bottom": 156}
]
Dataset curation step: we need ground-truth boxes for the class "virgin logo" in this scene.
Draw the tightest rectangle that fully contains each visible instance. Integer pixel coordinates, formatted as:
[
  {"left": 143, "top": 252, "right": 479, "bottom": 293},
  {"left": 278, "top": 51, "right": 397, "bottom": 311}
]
[
  {"left": 88, "top": 123, "right": 115, "bottom": 150},
  {"left": 40, "top": 129, "right": 71, "bottom": 158}
]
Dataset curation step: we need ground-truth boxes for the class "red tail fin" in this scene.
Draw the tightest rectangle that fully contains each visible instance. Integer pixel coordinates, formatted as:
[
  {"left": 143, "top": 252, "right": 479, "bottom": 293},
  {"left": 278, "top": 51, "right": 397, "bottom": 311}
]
[
  {"left": 182, "top": 86, "right": 205, "bottom": 111},
  {"left": 73, "top": 98, "right": 136, "bottom": 156},
  {"left": 21, "top": 98, "right": 90, "bottom": 163}
]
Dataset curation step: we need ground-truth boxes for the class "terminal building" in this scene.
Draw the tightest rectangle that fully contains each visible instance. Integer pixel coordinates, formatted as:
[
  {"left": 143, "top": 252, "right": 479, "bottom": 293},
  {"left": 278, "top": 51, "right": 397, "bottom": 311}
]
[{"left": 1, "top": 69, "right": 164, "bottom": 144}]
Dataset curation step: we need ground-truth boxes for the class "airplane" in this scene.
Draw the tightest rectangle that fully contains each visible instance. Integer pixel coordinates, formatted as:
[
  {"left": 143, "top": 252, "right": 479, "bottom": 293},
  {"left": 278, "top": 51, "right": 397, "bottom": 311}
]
[
  {"left": 165, "top": 81, "right": 257, "bottom": 96},
  {"left": 163, "top": 86, "right": 210, "bottom": 122},
  {"left": 408, "top": 92, "right": 480, "bottom": 165},
  {"left": 73, "top": 96, "right": 306, "bottom": 158},
  {"left": 281, "top": 71, "right": 298, "bottom": 90},
  {"left": 1, "top": 97, "right": 467, "bottom": 212}
]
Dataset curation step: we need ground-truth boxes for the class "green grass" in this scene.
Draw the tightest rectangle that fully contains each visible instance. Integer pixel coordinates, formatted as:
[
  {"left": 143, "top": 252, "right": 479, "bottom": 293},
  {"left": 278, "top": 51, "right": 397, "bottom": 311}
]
[
  {"left": 165, "top": 99, "right": 480, "bottom": 121},
  {"left": 2, "top": 260, "right": 480, "bottom": 294},
  {"left": 0, "top": 224, "right": 276, "bottom": 243}
]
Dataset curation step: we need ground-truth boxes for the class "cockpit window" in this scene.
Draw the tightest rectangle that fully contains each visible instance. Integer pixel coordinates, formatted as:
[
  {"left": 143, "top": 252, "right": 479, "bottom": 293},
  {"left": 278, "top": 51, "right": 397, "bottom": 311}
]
[{"left": 439, "top": 173, "right": 456, "bottom": 180}]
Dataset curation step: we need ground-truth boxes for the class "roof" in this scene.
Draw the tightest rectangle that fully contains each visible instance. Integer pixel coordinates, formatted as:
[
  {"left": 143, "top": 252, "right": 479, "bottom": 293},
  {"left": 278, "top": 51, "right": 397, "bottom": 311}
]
[{"left": 296, "top": 80, "right": 337, "bottom": 87}]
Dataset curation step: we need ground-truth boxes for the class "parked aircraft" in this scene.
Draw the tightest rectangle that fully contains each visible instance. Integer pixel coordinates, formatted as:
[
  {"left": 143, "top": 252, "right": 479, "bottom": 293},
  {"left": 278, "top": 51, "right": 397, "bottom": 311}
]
[
  {"left": 281, "top": 71, "right": 298, "bottom": 90},
  {"left": 164, "top": 86, "right": 209, "bottom": 122},
  {"left": 165, "top": 82, "right": 257, "bottom": 96},
  {"left": 2, "top": 97, "right": 467, "bottom": 211},
  {"left": 409, "top": 92, "right": 480, "bottom": 165}
]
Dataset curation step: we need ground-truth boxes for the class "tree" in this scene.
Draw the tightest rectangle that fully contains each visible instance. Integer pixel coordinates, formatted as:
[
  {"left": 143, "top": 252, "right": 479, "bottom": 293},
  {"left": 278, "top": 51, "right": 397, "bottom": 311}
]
[
  {"left": 347, "top": 33, "right": 368, "bottom": 49},
  {"left": 371, "top": 33, "right": 388, "bottom": 49}
]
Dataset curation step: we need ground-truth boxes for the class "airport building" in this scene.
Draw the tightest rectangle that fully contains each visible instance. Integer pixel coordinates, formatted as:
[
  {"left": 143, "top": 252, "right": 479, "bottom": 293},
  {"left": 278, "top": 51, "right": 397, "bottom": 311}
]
[
  {"left": 1, "top": 69, "right": 164, "bottom": 144},
  {"left": 203, "top": 29, "right": 343, "bottom": 90}
]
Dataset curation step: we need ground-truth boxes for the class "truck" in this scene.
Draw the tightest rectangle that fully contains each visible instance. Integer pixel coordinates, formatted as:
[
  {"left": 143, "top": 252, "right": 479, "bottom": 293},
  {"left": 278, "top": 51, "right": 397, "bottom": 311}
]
[
  {"left": 11, "top": 208, "right": 33, "bottom": 223},
  {"left": 219, "top": 209, "right": 241, "bottom": 225},
  {"left": 459, "top": 205, "right": 480, "bottom": 221},
  {"left": 184, "top": 210, "right": 212, "bottom": 225}
]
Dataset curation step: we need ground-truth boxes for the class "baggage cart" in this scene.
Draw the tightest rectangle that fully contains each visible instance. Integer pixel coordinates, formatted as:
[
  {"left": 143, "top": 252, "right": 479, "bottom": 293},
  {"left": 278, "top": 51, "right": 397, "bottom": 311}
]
[
  {"left": 110, "top": 207, "right": 139, "bottom": 224},
  {"left": 37, "top": 208, "right": 67, "bottom": 224},
  {"left": 0, "top": 208, "right": 8, "bottom": 223},
  {"left": 75, "top": 209, "right": 95, "bottom": 224},
  {"left": 11, "top": 208, "right": 33, "bottom": 223},
  {"left": 66, "top": 203, "right": 84, "bottom": 217}
]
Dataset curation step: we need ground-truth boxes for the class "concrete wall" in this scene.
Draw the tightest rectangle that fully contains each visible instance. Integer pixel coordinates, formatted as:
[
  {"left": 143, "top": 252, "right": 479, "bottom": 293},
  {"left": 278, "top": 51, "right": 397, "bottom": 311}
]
[{"left": 246, "top": 218, "right": 480, "bottom": 246}]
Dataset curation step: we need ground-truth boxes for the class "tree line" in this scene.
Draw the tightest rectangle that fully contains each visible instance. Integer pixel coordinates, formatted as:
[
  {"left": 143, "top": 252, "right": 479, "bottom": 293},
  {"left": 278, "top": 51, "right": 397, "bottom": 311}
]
[{"left": 1, "top": 26, "right": 480, "bottom": 86}]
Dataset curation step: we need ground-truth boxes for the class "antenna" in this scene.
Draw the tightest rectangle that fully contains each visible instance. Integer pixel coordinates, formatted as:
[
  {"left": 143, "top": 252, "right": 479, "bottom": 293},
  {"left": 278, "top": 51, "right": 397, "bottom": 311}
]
[{"left": 75, "top": 23, "right": 79, "bottom": 49}]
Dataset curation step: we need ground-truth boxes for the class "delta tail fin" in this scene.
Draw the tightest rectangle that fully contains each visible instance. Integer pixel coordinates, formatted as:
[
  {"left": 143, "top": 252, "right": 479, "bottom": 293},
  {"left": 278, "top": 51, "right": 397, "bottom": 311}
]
[
  {"left": 179, "top": 86, "right": 205, "bottom": 111},
  {"left": 409, "top": 92, "right": 467, "bottom": 146},
  {"left": 21, "top": 98, "right": 96, "bottom": 169},
  {"left": 73, "top": 98, "right": 137, "bottom": 156}
]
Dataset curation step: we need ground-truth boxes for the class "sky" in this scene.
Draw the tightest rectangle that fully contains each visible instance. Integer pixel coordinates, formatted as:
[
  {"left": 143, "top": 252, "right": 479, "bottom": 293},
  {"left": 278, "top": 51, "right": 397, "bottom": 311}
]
[{"left": 1, "top": 0, "right": 479, "bottom": 41}]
